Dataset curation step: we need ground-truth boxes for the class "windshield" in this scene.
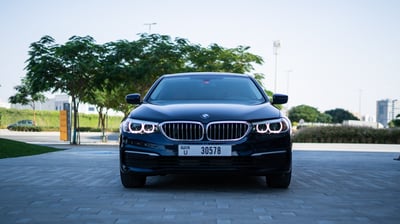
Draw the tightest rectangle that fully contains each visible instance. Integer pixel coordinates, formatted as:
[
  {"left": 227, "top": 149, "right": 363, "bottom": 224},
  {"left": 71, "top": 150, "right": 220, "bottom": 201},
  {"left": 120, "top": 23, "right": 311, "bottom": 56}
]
[{"left": 147, "top": 75, "right": 266, "bottom": 105}]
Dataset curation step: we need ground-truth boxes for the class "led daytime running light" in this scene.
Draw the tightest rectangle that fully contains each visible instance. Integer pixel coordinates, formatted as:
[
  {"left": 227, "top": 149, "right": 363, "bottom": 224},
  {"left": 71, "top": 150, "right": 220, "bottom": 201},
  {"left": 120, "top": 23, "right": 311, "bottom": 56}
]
[
  {"left": 126, "top": 119, "right": 158, "bottom": 134},
  {"left": 253, "top": 118, "right": 288, "bottom": 134}
]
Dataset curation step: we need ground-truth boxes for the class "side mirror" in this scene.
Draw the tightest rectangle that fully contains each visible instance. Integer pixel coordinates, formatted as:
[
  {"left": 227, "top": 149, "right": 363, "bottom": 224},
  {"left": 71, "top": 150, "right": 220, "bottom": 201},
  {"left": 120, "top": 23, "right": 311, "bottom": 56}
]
[
  {"left": 272, "top": 94, "right": 288, "bottom": 105},
  {"left": 126, "top": 93, "right": 141, "bottom": 105}
]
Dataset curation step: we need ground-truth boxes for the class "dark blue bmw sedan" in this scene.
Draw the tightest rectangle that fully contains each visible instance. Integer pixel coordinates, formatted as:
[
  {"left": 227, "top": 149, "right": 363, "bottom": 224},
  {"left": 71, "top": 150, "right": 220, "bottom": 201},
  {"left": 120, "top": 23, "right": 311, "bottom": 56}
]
[{"left": 119, "top": 72, "right": 292, "bottom": 188}]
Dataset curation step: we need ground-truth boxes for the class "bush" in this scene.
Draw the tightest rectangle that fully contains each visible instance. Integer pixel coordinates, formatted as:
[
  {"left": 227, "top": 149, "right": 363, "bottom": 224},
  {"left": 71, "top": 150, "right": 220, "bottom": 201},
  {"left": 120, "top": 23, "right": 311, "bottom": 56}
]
[
  {"left": 293, "top": 126, "right": 400, "bottom": 144},
  {"left": 7, "top": 125, "right": 42, "bottom": 132},
  {"left": 75, "top": 127, "right": 119, "bottom": 132}
]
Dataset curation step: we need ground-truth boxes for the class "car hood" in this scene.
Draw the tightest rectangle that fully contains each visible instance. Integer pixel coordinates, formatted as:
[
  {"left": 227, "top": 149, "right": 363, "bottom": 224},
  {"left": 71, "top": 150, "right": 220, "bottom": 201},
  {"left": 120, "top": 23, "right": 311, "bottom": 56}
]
[{"left": 128, "top": 103, "right": 282, "bottom": 122}]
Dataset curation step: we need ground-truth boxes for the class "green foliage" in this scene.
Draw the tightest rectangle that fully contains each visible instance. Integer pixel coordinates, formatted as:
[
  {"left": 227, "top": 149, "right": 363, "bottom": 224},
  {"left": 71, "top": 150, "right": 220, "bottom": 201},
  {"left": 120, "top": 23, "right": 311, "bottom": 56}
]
[
  {"left": 184, "top": 43, "right": 263, "bottom": 73},
  {"left": 0, "top": 108, "right": 62, "bottom": 129},
  {"left": 288, "top": 105, "right": 332, "bottom": 123},
  {"left": 389, "top": 114, "right": 400, "bottom": 128},
  {"left": 289, "top": 105, "right": 362, "bottom": 125},
  {"left": 294, "top": 126, "right": 400, "bottom": 144},
  {"left": 317, "top": 113, "right": 333, "bottom": 123},
  {"left": 8, "top": 79, "right": 46, "bottom": 125},
  {"left": 14, "top": 33, "right": 270, "bottom": 139},
  {"left": 20, "top": 33, "right": 267, "bottom": 116},
  {"left": 288, "top": 105, "right": 317, "bottom": 122},
  {"left": 23, "top": 35, "right": 103, "bottom": 143},
  {"left": 0, "top": 108, "right": 34, "bottom": 128},
  {"left": 389, "top": 119, "right": 400, "bottom": 128},
  {"left": 325, "top": 108, "right": 359, "bottom": 123},
  {"left": 0, "top": 107, "right": 122, "bottom": 131},
  {"left": 0, "top": 138, "right": 62, "bottom": 159},
  {"left": 8, "top": 79, "right": 46, "bottom": 106}
]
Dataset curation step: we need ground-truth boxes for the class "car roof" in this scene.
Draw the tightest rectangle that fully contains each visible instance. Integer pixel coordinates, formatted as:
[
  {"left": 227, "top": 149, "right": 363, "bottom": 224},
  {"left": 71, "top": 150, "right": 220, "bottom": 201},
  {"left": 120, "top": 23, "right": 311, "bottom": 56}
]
[{"left": 161, "top": 72, "right": 251, "bottom": 78}]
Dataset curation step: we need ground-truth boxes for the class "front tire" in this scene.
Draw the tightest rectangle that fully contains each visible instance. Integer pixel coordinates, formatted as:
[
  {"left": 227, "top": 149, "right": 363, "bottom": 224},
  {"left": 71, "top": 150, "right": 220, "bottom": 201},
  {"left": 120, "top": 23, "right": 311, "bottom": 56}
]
[
  {"left": 120, "top": 171, "right": 146, "bottom": 188},
  {"left": 266, "top": 171, "right": 291, "bottom": 188}
]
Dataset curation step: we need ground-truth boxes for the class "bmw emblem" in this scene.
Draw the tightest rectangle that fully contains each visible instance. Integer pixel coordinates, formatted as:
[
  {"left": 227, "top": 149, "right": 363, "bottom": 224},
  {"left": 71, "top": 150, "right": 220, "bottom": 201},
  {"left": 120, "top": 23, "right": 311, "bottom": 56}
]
[{"left": 201, "top": 113, "right": 210, "bottom": 119}]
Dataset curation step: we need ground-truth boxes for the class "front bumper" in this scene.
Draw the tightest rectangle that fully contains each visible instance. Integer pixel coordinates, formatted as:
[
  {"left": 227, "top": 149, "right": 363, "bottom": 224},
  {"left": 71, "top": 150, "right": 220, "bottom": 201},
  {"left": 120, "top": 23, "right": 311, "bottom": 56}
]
[{"left": 120, "top": 132, "right": 292, "bottom": 176}]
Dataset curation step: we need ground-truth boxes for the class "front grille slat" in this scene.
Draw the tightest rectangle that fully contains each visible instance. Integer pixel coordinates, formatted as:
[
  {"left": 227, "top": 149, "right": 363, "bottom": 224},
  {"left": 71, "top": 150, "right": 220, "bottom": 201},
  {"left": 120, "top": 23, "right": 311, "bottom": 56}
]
[
  {"left": 160, "top": 121, "right": 250, "bottom": 141},
  {"left": 207, "top": 121, "right": 250, "bottom": 141},
  {"left": 161, "top": 121, "right": 204, "bottom": 141}
]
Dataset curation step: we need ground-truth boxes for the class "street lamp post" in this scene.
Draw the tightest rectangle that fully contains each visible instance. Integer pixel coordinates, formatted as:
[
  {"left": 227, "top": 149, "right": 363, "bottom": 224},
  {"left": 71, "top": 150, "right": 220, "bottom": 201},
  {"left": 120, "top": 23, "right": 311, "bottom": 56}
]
[
  {"left": 273, "top": 40, "right": 281, "bottom": 93},
  {"left": 285, "top": 69, "right": 293, "bottom": 111},
  {"left": 286, "top": 69, "right": 293, "bottom": 95},
  {"left": 144, "top": 23, "right": 157, "bottom": 33},
  {"left": 358, "top": 89, "right": 363, "bottom": 119}
]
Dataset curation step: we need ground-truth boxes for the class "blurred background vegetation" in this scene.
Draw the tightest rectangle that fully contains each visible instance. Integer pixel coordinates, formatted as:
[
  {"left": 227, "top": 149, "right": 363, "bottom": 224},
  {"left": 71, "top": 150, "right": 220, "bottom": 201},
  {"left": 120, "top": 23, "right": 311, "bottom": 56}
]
[
  {"left": 4, "top": 33, "right": 399, "bottom": 144},
  {"left": 0, "top": 107, "right": 122, "bottom": 132},
  {"left": 293, "top": 126, "right": 400, "bottom": 144},
  {"left": 1, "top": 107, "right": 399, "bottom": 144}
]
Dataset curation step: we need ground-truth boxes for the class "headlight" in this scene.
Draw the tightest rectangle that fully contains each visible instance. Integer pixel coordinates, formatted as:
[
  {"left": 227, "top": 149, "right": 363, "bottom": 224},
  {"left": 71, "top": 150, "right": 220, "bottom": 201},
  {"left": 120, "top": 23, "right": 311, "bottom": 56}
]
[
  {"left": 122, "top": 118, "right": 159, "bottom": 134},
  {"left": 253, "top": 118, "right": 290, "bottom": 134}
]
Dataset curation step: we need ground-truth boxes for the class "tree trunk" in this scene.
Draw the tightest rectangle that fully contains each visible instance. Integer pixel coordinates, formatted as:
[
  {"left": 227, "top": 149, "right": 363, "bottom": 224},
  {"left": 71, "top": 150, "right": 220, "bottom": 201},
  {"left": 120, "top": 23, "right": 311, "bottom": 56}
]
[
  {"left": 101, "top": 112, "right": 107, "bottom": 142},
  {"left": 97, "top": 106, "right": 107, "bottom": 142},
  {"left": 71, "top": 96, "right": 79, "bottom": 145}
]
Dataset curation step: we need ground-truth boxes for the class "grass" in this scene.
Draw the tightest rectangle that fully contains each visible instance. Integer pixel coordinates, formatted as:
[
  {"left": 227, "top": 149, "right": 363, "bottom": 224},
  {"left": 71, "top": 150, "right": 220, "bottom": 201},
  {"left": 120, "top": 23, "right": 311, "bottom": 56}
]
[
  {"left": 0, "top": 107, "right": 123, "bottom": 131},
  {"left": 0, "top": 138, "right": 62, "bottom": 159}
]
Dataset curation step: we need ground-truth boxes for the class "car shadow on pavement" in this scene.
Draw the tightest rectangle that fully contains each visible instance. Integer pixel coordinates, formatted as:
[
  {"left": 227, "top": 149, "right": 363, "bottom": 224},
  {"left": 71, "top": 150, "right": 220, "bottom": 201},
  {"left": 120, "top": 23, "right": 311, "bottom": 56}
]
[{"left": 130, "top": 174, "right": 288, "bottom": 193}]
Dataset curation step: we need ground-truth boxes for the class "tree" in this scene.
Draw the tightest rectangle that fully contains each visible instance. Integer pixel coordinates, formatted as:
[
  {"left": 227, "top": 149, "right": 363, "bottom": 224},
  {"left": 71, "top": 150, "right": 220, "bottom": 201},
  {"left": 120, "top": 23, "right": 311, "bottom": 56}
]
[
  {"left": 288, "top": 105, "right": 319, "bottom": 122},
  {"left": 184, "top": 43, "right": 263, "bottom": 73},
  {"left": 317, "top": 113, "right": 333, "bottom": 123},
  {"left": 18, "top": 33, "right": 269, "bottom": 141},
  {"left": 324, "top": 108, "right": 359, "bottom": 124},
  {"left": 24, "top": 35, "right": 101, "bottom": 144},
  {"left": 8, "top": 78, "right": 46, "bottom": 124},
  {"left": 98, "top": 33, "right": 266, "bottom": 116},
  {"left": 80, "top": 87, "right": 108, "bottom": 141},
  {"left": 288, "top": 105, "right": 331, "bottom": 123},
  {"left": 389, "top": 114, "right": 400, "bottom": 128}
]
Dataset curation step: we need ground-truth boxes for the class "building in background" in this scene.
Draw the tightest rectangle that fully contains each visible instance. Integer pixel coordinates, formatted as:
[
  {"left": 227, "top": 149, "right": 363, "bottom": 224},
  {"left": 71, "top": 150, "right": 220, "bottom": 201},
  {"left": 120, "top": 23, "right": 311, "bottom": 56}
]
[{"left": 376, "top": 99, "right": 400, "bottom": 128}]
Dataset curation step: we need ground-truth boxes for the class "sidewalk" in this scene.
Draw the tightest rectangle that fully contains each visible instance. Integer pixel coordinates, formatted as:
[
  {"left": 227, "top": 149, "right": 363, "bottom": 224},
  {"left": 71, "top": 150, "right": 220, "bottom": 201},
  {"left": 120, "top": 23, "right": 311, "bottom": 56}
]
[
  {"left": 293, "top": 142, "right": 400, "bottom": 152},
  {"left": 0, "top": 129, "right": 119, "bottom": 145},
  {"left": 1, "top": 139, "right": 399, "bottom": 223}
]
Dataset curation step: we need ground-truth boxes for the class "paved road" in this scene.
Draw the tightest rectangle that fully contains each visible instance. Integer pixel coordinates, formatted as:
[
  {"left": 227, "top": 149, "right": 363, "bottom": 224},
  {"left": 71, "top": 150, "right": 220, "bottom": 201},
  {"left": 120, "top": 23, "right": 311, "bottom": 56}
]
[
  {"left": 0, "top": 131, "right": 400, "bottom": 223},
  {"left": 0, "top": 129, "right": 120, "bottom": 145}
]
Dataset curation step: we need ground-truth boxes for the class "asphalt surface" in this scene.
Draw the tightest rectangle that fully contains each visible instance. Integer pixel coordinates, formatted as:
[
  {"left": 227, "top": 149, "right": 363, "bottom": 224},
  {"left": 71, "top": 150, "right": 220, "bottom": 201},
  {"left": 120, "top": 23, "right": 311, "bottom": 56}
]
[{"left": 0, "top": 130, "right": 400, "bottom": 224}]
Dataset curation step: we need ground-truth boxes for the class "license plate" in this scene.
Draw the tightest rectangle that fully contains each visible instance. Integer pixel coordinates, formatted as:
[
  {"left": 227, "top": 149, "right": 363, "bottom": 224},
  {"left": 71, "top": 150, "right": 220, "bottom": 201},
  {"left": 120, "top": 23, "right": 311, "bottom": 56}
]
[{"left": 178, "top": 145, "right": 232, "bottom": 156}]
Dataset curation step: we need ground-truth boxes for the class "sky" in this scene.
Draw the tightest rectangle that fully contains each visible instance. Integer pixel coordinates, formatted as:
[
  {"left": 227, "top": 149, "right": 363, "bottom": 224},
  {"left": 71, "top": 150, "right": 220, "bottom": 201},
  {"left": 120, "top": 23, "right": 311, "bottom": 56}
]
[{"left": 0, "top": 0, "right": 399, "bottom": 118}]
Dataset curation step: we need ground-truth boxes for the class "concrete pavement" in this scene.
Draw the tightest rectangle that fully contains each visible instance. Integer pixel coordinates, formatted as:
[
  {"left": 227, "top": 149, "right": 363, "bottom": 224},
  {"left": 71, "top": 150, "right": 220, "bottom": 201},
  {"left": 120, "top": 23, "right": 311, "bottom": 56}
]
[
  {"left": 0, "top": 131, "right": 399, "bottom": 223},
  {"left": 0, "top": 129, "right": 120, "bottom": 145}
]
